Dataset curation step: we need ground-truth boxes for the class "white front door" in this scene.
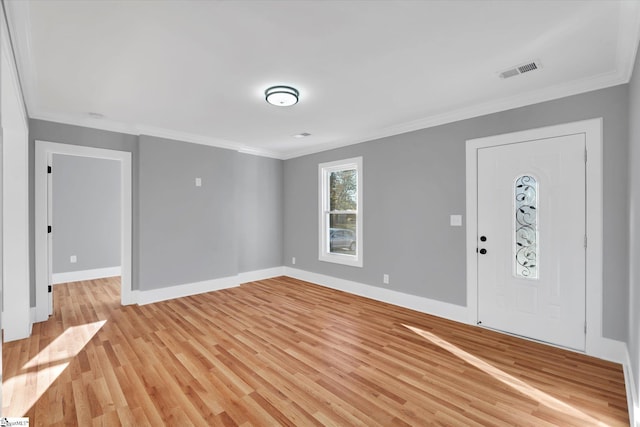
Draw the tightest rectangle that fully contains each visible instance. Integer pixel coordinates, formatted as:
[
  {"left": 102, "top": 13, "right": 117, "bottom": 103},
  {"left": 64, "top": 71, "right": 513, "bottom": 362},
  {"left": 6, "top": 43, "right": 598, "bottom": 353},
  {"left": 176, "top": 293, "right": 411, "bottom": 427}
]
[{"left": 477, "top": 133, "right": 586, "bottom": 351}]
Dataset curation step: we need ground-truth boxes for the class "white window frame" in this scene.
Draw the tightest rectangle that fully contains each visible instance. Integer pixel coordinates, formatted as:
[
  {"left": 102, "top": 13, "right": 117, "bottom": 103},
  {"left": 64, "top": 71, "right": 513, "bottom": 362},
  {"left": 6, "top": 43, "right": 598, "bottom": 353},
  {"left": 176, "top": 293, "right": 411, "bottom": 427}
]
[{"left": 318, "top": 157, "right": 363, "bottom": 267}]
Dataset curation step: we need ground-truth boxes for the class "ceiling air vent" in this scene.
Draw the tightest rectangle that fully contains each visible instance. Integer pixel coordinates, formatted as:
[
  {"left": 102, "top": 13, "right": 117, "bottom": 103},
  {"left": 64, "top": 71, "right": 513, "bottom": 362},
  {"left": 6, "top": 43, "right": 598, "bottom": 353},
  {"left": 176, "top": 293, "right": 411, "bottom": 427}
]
[{"left": 499, "top": 60, "right": 542, "bottom": 79}]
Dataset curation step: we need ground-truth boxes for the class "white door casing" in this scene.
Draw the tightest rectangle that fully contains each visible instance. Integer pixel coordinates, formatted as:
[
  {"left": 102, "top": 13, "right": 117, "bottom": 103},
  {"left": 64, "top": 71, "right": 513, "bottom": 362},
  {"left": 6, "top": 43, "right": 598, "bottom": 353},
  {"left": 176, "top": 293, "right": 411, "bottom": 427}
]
[
  {"left": 35, "top": 141, "right": 134, "bottom": 323},
  {"left": 46, "top": 151, "right": 53, "bottom": 314},
  {"left": 466, "top": 118, "right": 622, "bottom": 361},
  {"left": 476, "top": 134, "right": 586, "bottom": 350},
  {"left": 1, "top": 3, "right": 30, "bottom": 342}
]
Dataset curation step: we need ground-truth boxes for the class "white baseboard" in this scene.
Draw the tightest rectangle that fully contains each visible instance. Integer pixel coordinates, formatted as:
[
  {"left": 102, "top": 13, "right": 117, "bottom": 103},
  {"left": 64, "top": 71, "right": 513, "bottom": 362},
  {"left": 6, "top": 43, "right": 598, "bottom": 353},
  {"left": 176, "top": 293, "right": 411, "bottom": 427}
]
[
  {"left": 623, "top": 346, "right": 639, "bottom": 427},
  {"left": 283, "top": 267, "right": 469, "bottom": 323},
  {"left": 283, "top": 267, "right": 628, "bottom": 359},
  {"left": 588, "top": 335, "right": 629, "bottom": 364},
  {"left": 33, "top": 263, "right": 640, "bottom": 423},
  {"left": 283, "top": 267, "right": 638, "bottom": 422},
  {"left": 121, "top": 289, "right": 139, "bottom": 306},
  {"left": 52, "top": 266, "right": 121, "bottom": 284},
  {"left": 138, "top": 276, "right": 239, "bottom": 305},
  {"left": 137, "top": 267, "right": 285, "bottom": 306},
  {"left": 239, "top": 266, "right": 285, "bottom": 283},
  {"left": 1, "top": 309, "right": 32, "bottom": 342}
]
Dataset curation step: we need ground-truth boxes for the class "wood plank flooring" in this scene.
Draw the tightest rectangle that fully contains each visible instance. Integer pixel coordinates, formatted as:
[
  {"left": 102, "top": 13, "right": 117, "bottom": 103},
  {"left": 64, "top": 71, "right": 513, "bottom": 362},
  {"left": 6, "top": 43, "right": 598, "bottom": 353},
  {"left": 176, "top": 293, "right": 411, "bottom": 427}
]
[{"left": 3, "top": 276, "right": 629, "bottom": 426}]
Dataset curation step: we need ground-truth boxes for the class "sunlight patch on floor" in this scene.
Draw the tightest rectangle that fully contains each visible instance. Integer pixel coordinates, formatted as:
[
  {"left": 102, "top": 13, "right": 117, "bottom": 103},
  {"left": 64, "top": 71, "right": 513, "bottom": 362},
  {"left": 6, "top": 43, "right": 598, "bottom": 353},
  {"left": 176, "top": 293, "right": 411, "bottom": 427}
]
[
  {"left": 3, "top": 320, "right": 106, "bottom": 417},
  {"left": 403, "top": 324, "right": 609, "bottom": 426}
]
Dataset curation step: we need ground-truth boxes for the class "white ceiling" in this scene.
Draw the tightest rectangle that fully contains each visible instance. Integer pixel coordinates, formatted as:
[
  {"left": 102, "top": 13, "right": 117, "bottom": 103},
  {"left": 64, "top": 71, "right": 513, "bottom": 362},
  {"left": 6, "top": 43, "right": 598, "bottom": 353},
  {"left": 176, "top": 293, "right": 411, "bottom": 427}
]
[{"left": 6, "top": 0, "right": 640, "bottom": 159}]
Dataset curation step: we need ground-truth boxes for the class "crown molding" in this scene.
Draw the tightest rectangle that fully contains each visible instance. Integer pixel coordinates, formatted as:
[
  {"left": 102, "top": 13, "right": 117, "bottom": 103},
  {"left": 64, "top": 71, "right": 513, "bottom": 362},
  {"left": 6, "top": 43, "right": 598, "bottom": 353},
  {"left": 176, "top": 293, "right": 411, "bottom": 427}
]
[
  {"left": 617, "top": 0, "right": 640, "bottom": 82},
  {"left": 3, "top": 0, "right": 35, "bottom": 118},
  {"left": 30, "top": 111, "right": 139, "bottom": 135},
  {"left": 31, "top": 111, "right": 284, "bottom": 159},
  {"left": 1, "top": 0, "right": 28, "bottom": 127},
  {"left": 136, "top": 124, "right": 282, "bottom": 159},
  {"left": 9, "top": 1, "right": 640, "bottom": 162},
  {"left": 282, "top": 68, "right": 628, "bottom": 160},
  {"left": 30, "top": 63, "right": 630, "bottom": 162}
]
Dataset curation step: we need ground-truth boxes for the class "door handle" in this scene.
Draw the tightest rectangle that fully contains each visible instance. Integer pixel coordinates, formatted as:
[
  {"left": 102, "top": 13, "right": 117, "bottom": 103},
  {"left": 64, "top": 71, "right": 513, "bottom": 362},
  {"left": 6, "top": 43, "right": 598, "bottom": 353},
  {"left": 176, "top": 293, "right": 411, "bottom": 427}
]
[
  {"left": 479, "top": 248, "right": 487, "bottom": 254},
  {"left": 480, "top": 236, "right": 487, "bottom": 241}
]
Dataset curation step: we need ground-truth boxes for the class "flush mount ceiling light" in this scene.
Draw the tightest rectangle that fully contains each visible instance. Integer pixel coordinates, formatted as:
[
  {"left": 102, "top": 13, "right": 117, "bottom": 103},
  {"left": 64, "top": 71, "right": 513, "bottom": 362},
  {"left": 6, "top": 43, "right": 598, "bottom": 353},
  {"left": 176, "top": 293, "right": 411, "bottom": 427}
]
[{"left": 265, "top": 85, "right": 299, "bottom": 107}]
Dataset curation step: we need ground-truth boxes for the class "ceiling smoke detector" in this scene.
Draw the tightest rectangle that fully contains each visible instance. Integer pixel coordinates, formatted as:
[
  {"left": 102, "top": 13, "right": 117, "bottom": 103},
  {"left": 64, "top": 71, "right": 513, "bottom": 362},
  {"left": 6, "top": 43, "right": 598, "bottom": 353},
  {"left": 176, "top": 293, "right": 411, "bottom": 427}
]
[{"left": 499, "top": 60, "right": 543, "bottom": 79}]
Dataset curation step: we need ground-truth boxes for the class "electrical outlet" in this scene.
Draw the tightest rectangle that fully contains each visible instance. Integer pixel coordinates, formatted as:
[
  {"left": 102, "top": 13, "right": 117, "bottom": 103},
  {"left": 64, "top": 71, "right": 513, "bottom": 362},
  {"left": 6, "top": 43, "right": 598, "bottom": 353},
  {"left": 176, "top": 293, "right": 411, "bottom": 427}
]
[
  {"left": 70, "top": 255, "right": 77, "bottom": 263},
  {"left": 195, "top": 177, "right": 202, "bottom": 187},
  {"left": 292, "top": 257, "right": 296, "bottom": 265},
  {"left": 383, "top": 274, "right": 389, "bottom": 284}
]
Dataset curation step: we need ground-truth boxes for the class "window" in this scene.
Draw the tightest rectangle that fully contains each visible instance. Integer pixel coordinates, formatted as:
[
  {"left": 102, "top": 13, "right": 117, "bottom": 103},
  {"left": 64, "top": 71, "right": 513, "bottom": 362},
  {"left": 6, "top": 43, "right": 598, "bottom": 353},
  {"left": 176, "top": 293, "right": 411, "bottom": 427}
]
[{"left": 319, "top": 157, "right": 362, "bottom": 267}]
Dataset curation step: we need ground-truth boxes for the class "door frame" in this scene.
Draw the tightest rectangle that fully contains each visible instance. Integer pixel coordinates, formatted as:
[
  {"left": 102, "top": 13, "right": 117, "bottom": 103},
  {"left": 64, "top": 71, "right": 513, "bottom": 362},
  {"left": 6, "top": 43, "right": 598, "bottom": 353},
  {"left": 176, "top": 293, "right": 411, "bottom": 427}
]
[
  {"left": 2, "top": 8, "right": 31, "bottom": 343},
  {"left": 466, "top": 118, "right": 605, "bottom": 356},
  {"left": 34, "top": 140, "right": 134, "bottom": 322}
]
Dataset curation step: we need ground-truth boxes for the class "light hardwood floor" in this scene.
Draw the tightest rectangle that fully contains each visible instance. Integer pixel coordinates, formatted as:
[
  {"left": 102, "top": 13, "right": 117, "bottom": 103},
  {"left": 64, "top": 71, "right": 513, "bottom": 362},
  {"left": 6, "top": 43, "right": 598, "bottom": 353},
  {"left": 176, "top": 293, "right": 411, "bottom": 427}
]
[{"left": 3, "top": 276, "right": 629, "bottom": 426}]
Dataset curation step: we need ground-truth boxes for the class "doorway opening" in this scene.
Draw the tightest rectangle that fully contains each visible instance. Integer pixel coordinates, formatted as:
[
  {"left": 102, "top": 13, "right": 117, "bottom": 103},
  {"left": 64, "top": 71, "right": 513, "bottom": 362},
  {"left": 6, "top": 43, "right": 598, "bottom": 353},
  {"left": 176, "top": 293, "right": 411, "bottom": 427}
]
[
  {"left": 35, "top": 141, "right": 133, "bottom": 322},
  {"left": 49, "top": 153, "right": 122, "bottom": 314}
]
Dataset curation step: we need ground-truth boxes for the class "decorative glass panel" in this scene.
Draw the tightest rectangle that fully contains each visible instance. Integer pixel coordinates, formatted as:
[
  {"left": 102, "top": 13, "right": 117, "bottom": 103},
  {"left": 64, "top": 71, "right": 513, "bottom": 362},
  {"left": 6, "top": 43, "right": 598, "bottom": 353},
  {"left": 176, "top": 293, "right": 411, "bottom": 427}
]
[{"left": 515, "top": 175, "right": 538, "bottom": 279}]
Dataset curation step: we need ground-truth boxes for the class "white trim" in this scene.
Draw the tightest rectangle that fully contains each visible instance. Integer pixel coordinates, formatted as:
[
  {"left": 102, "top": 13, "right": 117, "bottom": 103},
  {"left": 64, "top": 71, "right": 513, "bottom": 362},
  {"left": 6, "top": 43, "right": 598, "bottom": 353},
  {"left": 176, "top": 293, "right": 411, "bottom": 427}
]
[
  {"left": 466, "top": 118, "right": 607, "bottom": 356},
  {"left": 623, "top": 346, "right": 640, "bottom": 427},
  {"left": 283, "top": 267, "right": 468, "bottom": 323},
  {"left": 318, "top": 157, "right": 363, "bottom": 268},
  {"left": 35, "top": 141, "right": 133, "bottom": 320},
  {"left": 28, "top": 110, "right": 283, "bottom": 159},
  {"left": 138, "top": 267, "right": 284, "bottom": 305},
  {"left": 238, "top": 266, "right": 285, "bottom": 283},
  {"left": 52, "top": 266, "right": 122, "bottom": 285},
  {"left": 5, "top": 1, "right": 640, "bottom": 162},
  {"left": 138, "top": 276, "right": 239, "bottom": 306},
  {"left": 1, "top": 8, "right": 28, "bottom": 126},
  {"left": 2, "top": 2, "right": 31, "bottom": 342},
  {"left": 617, "top": 0, "right": 640, "bottom": 83},
  {"left": 281, "top": 70, "right": 628, "bottom": 160},
  {"left": 3, "top": 0, "right": 34, "bottom": 119},
  {"left": 588, "top": 336, "right": 628, "bottom": 364},
  {"left": 137, "top": 124, "right": 281, "bottom": 159},
  {"left": 26, "top": 62, "right": 630, "bottom": 163},
  {"left": 282, "top": 267, "right": 626, "bottom": 366}
]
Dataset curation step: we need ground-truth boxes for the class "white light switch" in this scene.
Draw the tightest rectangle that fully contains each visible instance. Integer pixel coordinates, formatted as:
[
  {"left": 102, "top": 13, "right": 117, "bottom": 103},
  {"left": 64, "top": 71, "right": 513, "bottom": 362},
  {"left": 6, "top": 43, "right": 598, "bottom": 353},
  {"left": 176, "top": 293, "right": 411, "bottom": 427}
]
[
  {"left": 70, "top": 255, "right": 77, "bottom": 263},
  {"left": 195, "top": 177, "right": 202, "bottom": 187},
  {"left": 450, "top": 215, "right": 462, "bottom": 226}
]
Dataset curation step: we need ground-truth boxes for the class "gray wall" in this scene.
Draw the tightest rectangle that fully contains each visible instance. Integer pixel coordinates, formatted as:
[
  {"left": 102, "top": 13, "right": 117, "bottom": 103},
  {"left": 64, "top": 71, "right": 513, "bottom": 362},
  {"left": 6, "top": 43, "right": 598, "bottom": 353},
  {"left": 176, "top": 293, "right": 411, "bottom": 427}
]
[
  {"left": 52, "top": 154, "right": 121, "bottom": 274},
  {"left": 138, "top": 136, "right": 239, "bottom": 290},
  {"left": 137, "top": 139, "right": 284, "bottom": 290},
  {"left": 29, "top": 119, "right": 139, "bottom": 303},
  {"left": 29, "top": 123, "right": 285, "bottom": 298},
  {"left": 236, "top": 153, "right": 284, "bottom": 273},
  {"left": 628, "top": 45, "right": 640, "bottom": 404},
  {"left": 284, "top": 84, "right": 629, "bottom": 341},
  {"left": 31, "top": 121, "right": 285, "bottom": 300},
  {"left": 28, "top": 85, "right": 630, "bottom": 344}
]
